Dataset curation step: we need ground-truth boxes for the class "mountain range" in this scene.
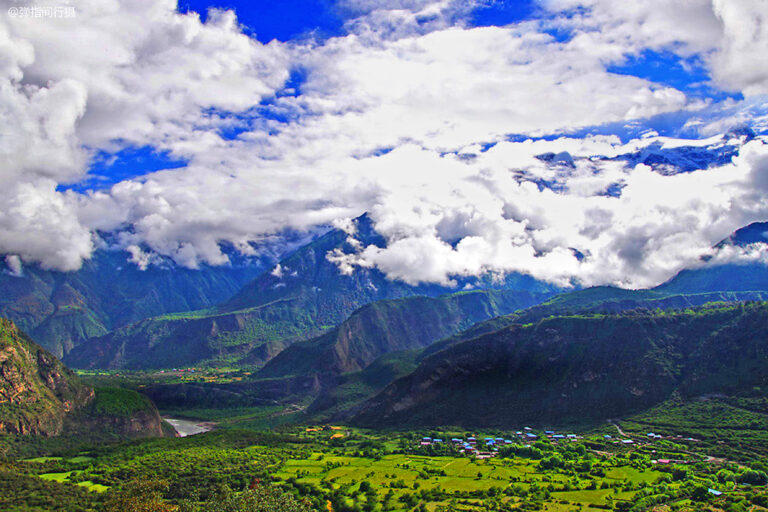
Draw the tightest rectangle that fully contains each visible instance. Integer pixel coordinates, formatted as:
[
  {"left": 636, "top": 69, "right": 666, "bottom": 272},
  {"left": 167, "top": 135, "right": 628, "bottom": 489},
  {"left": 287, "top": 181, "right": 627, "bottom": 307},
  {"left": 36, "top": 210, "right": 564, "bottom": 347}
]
[
  {"left": 0, "top": 248, "right": 266, "bottom": 358},
  {"left": 2, "top": 211, "right": 768, "bottom": 406},
  {"left": 63, "top": 215, "right": 557, "bottom": 370},
  {"left": 2, "top": 214, "right": 768, "bottom": 432}
]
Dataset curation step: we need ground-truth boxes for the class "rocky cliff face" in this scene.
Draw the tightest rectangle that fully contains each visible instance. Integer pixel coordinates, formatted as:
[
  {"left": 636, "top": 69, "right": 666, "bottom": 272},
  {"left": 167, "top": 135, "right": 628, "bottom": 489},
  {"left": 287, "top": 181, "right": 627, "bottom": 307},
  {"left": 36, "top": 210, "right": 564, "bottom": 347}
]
[
  {"left": 0, "top": 318, "right": 166, "bottom": 439},
  {"left": 0, "top": 318, "right": 94, "bottom": 435}
]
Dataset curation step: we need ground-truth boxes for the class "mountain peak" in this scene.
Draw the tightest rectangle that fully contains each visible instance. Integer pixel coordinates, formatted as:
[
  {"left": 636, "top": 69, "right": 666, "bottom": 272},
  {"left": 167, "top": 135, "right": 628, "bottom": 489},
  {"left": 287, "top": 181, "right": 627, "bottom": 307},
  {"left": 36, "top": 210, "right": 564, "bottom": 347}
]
[{"left": 721, "top": 221, "right": 768, "bottom": 247}]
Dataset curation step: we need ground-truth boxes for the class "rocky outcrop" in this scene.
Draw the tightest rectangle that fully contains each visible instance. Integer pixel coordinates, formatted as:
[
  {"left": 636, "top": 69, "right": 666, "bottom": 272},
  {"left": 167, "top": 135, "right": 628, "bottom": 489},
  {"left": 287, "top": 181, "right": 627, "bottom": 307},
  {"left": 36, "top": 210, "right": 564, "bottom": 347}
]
[
  {"left": 64, "top": 388, "right": 167, "bottom": 439},
  {"left": 0, "top": 318, "right": 165, "bottom": 439},
  {"left": 0, "top": 318, "right": 94, "bottom": 436}
]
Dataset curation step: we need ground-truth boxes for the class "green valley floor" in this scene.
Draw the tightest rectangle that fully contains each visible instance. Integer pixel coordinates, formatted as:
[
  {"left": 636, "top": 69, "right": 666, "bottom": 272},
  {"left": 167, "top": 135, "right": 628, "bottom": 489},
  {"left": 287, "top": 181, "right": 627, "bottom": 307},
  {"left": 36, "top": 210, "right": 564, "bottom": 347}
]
[{"left": 2, "top": 395, "right": 768, "bottom": 512}]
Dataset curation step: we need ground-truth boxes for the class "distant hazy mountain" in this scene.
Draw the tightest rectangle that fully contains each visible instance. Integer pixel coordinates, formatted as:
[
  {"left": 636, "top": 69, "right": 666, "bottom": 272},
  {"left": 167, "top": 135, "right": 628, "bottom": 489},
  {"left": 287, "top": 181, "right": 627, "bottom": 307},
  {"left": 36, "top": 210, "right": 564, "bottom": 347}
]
[
  {"left": 0, "top": 249, "right": 266, "bottom": 357},
  {"left": 656, "top": 222, "right": 768, "bottom": 295},
  {"left": 351, "top": 302, "right": 768, "bottom": 428},
  {"left": 66, "top": 215, "right": 558, "bottom": 370}
]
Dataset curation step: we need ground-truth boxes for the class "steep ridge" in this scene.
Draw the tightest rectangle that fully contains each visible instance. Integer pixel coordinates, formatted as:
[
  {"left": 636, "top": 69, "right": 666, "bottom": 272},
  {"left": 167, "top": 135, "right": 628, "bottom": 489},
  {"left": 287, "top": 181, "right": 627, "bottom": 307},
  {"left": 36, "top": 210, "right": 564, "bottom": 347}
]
[
  {"left": 656, "top": 264, "right": 768, "bottom": 294},
  {"left": 0, "top": 319, "right": 93, "bottom": 435},
  {"left": 61, "top": 217, "right": 768, "bottom": 371},
  {"left": 419, "top": 288, "right": 768, "bottom": 361},
  {"left": 655, "top": 221, "right": 768, "bottom": 294},
  {"left": 414, "top": 220, "right": 768, "bottom": 361},
  {"left": 0, "top": 248, "right": 265, "bottom": 358},
  {"left": 350, "top": 302, "right": 768, "bottom": 428},
  {"left": 258, "top": 289, "right": 548, "bottom": 379},
  {"left": 0, "top": 319, "right": 165, "bottom": 438},
  {"left": 219, "top": 214, "right": 553, "bottom": 316},
  {"left": 319, "top": 287, "right": 768, "bottom": 419},
  {"left": 254, "top": 220, "right": 768, "bottom": 376},
  {"left": 67, "top": 215, "right": 557, "bottom": 370}
]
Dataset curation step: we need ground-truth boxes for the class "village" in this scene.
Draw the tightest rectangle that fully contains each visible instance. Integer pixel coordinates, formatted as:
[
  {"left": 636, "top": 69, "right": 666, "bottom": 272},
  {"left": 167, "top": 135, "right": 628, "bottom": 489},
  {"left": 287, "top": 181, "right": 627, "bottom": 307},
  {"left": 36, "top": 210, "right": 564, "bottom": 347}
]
[
  {"left": 416, "top": 427, "right": 582, "bottom": 459},
  {"left": 415, "top": 427, "right": 701, "bottom": 463}
]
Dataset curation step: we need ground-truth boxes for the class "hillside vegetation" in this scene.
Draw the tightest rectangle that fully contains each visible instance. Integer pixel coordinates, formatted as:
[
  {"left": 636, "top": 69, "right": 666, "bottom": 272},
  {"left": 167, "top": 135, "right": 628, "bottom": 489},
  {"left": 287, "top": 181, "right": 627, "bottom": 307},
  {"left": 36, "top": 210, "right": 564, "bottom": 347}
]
[
  {"left": 0, "top": 319, "right": 165, "bottom": 439},
  {"left": 66, "top": 215, "right": 556, "bottom": 370},
  {"left": 352, "top": 302, "right": 768, "bottom": 427},
  {"left": 259, "top": 289, "right": 546, "bottom": 379},
  {"left": 0, "top": 319, "right": 94, "bottom": 436}
]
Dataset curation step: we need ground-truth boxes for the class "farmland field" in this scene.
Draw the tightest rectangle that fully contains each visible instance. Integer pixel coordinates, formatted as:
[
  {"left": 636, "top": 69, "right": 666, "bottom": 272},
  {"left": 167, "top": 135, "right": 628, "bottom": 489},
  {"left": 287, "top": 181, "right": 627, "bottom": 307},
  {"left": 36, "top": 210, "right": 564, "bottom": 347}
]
[{"left": 4, "top": 403, "right": 768, "bottom": 512}]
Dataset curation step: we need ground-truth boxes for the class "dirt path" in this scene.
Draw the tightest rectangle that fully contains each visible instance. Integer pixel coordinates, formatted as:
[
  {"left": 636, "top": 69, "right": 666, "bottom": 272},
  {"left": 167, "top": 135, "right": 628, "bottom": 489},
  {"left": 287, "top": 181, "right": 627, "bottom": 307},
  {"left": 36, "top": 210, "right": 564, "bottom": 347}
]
[
  {"left": 274, "top": 403, "right": 306, "bottom": 417},
  {"left": 610, "top": 421, "right": 627, "bottom": 437}
]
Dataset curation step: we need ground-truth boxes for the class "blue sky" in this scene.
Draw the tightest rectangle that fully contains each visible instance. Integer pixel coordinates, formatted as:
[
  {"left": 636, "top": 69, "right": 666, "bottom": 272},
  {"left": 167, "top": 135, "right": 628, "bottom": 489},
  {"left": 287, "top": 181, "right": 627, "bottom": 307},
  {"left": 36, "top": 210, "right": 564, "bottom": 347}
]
[
  {"left": 60, "top": 147, "right": 188, "bottom": 194},
  {"left": 179, "top": 0, "right": 540, "bottom": 42},
  {"left": 179, "top": 0, "right": 345, "bottom": 42}
]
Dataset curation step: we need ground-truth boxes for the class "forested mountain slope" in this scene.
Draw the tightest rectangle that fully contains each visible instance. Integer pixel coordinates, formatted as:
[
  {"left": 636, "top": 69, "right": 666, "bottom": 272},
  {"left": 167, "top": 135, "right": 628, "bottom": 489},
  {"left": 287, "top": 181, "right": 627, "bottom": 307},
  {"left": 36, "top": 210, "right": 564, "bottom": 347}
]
[{"left": 351, "top": 302, "right": 768, "bottom": 427}]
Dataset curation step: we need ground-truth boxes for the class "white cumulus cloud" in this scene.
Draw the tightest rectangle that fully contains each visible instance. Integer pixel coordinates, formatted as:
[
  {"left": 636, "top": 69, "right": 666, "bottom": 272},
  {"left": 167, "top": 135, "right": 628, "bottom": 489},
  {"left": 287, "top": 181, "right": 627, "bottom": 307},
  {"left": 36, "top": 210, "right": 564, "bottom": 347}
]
[{"left": 0, "top": 0, "right": 767, "bottom": 291}]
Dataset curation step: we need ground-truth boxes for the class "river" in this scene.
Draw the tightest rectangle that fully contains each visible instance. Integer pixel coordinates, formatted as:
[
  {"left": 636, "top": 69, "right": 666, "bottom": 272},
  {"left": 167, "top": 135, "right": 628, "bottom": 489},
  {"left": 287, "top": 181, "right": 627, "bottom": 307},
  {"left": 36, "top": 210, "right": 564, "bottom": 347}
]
[{"left": 163, "top": 417, "right": 214, "bottom": 437}]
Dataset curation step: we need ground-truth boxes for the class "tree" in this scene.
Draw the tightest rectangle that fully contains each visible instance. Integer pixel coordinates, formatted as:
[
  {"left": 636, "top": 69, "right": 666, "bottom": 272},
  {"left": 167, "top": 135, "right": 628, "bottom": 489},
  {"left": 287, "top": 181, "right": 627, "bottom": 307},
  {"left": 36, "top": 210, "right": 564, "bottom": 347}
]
[
  {"left": 178, "top": 485, "right": 315, "bottom": 512},
  {"left": 672, "top": 467, "right": 691, "bottom": 481},
  {"left": 737, "top": 469, "right": 768, "bottom": 486},
  {"left": 690, "top": 485, "right": 710, "bottom": 502},
  {"left": 105, "top": 481, "right": 176, "bottom": 512}
]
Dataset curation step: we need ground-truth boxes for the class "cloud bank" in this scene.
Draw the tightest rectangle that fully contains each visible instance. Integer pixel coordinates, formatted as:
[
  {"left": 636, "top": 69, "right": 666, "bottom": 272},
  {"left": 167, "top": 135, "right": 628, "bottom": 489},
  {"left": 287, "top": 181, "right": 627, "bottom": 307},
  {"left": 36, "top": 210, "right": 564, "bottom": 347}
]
[{"left": 1, "top": 0, "right": 767, "bottom": 288}]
